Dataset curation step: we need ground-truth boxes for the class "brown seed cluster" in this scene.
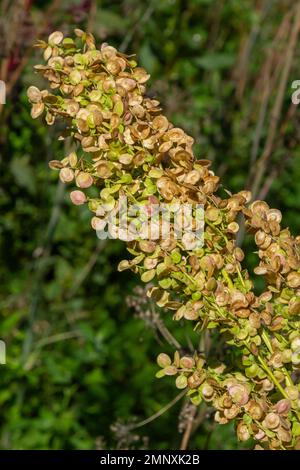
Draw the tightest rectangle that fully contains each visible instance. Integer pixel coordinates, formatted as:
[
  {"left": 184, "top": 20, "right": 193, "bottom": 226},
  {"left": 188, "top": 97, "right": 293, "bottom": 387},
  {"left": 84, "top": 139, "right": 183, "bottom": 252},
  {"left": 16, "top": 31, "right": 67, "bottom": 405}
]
[{"left": 28, "top": 30, "right": 300, "bottom": 450}]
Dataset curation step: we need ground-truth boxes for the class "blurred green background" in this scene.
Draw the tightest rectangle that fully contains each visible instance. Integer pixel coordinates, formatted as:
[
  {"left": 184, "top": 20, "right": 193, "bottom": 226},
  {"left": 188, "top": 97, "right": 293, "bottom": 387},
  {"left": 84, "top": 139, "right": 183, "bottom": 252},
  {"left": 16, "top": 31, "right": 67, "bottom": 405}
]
[{"left": 1, "top": 0, "right": 300, "bottom": 450}]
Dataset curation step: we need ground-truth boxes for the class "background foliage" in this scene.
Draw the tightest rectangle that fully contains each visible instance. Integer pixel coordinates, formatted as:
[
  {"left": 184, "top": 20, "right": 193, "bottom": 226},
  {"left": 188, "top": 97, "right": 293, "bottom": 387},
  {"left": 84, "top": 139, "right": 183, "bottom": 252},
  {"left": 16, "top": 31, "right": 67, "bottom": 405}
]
[{"left": 0, "top": 0, "right": 300, "bottom": 449}]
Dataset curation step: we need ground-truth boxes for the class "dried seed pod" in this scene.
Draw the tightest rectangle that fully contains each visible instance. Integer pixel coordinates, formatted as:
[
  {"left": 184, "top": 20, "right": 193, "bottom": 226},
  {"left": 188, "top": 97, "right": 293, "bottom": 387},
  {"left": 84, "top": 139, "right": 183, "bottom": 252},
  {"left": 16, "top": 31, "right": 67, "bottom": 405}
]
[
  {"left": 59, "top": 168, "right": 74, "bottom": 183},
  {"left": 48, "top": 31, "right": 64, "bottom": 45},
  {"left": 263, "top": 413, "right": 280, "bottom": 430},
  {"left": 70, "top": 190, "right": 87, "bottom": 205},
  {"left": 157, "top": 353, "right": 171, "bottom": 368},
  {"left": 31, "top": 102, "right": 45, "bottom": 119},
  {"left": 228, "top": 384, "right": 249, "bottom": 406},
  {"left": 76, "top": 172, "right": 93, "bottom": 188},
  {"left": 237, "top": 422, "right": 251, "bottom": 441},
  {"left": 27, "top": 86, "right": 42, "bottom": 103}
]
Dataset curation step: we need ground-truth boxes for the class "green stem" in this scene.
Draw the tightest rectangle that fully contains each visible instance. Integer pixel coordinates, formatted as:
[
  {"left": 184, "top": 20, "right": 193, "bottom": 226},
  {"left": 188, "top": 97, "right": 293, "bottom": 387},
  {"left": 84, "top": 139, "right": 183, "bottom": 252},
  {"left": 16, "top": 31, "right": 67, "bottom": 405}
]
[
  {"left": 261, "top": 330, "right": 294, "bottom": 387},
  {"left": 262, "top": 330, "right": 273, "bottom": 354},
  {"left": 236, "top": 265, "right": 246, "bottom": 289},
  {"left": 257, "top": 354, "right": 289, "bottom": 399},
  {"left": 222, "top": 268, "right": 234, "bottom": 290}
]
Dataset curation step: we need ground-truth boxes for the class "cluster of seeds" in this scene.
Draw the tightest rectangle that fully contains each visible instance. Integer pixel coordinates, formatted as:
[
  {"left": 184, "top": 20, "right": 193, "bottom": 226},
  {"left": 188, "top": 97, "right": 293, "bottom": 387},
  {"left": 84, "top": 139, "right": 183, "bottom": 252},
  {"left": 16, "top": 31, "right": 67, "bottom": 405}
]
[{"left": 28, "top": 30, "right": 300, "bottom": 450}]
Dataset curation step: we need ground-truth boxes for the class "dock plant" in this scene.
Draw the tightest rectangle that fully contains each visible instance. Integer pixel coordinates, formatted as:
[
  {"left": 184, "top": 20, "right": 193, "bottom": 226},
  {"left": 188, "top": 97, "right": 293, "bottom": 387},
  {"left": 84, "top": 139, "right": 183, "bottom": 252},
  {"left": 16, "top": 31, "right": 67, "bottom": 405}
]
[{"left": 28, "top": 29, "right": 300, "bottom": 450}]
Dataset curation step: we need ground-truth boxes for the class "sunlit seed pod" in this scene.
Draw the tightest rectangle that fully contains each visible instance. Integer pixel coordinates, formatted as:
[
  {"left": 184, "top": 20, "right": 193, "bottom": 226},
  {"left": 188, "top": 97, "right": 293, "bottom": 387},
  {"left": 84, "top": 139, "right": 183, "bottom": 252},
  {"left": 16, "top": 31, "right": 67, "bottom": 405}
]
[
  {"left": 277, "top": 427, "right": 292, "bottom": 443},
  {"left": 260, "top": 310, "right": 272, "bottom": 325},
  {"left": 157, "top": 353, "right": 171, "bottom": 368},
  {"left": 182, "top": 233, "right": 199, "bottom": 251},
  {"left": 81, "top": 136, "right": 94, "bottom": 148},
  {"left": 254, "top": 430, "right": 265, "bottom": 442},
  {"left": 250, "top": 200, "right": 269, "bottom": 215},
  {"left": 69, "top": 70, "right": 82, "bottom": 85},
  {"left": 48, "top": 160, "right": 63, "bottom": 170},
  {"left": 60, "top": 83, "right": 73, "bottom": 94},
  {"left": 180, "top": 357, "right": 195, "bottom": 369},
  {"left": 159, "top": 141, "right": 173, "bottom": 153},
  {"left": 275, "top": 399, "right": 291, "bottom": 416},
  {"left": 183, "top": 307, "right": 199, "bottom": 320},
  {"left": 258, "top": 291, "right": 272, "bottom": 303},
  {"left": 286, "top": 272, "right": 300, "bottom": 288},
  {"left": 76, "top": 172, "right": 93, "bottom": 188},
  {"left": 248, "top": 312, "right": 261, "bottom": 328},
  {"left": 144, "top": 257, "right": 158, "bottom": 270},
  {"left": 43, "top": 46, "right": 52, "bottom": 61},
  {"left": 117, "top": 259, "right": 130, "bottom": 272},
  {"left": 214, "top": 411, "right": 229, "bottom": 425},
  {"left": 48, "top": 56, "right": 64, "bottom": 68},
  {"left": 184, "top": 170, "right": 201, "bottom": 185},
  {"left": 267, "top": 209, "right": 282, "bottom": 224},
  {"left": 91, "top": 217, "right": 106, "bottom": 231},
  {"left": 221, "top": 395, "right": 233, "bottom": 408},
  {"left": 285, "top": 385, "right": 299, "bottom": 400},
  {"left": 205, "top": 207, "right": 220, "bottom": 222},
  {"left": 269, "top": 316, "right": 284, "bottom": 332},
  {"left": 238, "top": 190, "right": 252, "bottom": 203},
  {"left": 27, "top": 86, "right": 42, "bottom": 103},
  {"left": 31, "top": 102, "right": 45, "bottom": 119},
  {"left": 175, "top": 375, "right": 188, "bottom": 389},
  {"left": 235, "top": 308, "right": 251, "bottom": 319},
  {"left": 227, "top": 222, "right": 239, "bottom": 234},
  {"left": 215, "top": 291, "right": 230, "bottom": 307},
  {"left": 152, "top": 115, "right": 169, "bottom": 132},
  {"left": 119, "top": 154, "right": 133, "bottom": 165},
  {"left": 269, "top": 352, "right": 283, "bottom": 369},
  {"left": 166, "top": 128, "right": 185, "bottom": 142},
  {"left": 45, "top": 112, "right": 55, "bottom": 125},
  {"left": 65, "top": 100, "right": 80, "bottom": 117},
  {"left": 291, "top": 337, "right": 300, "bottom": 351},
  {"left": 254, "top": 230, "right": 271, "bottom": 249},
  {"left": 163, "top": 365, "right": 178, "bottom": 376},
  {"left": 247, "top": 401, "right": 264, "bottom": 420},
  {"left": 106, "top": 59, "right": 121, "bottom": 75},
  {"left": 187, "top": 371, "right": 203, "bottom": 389},
  {"left": 263, "top": 413, "right": 280, "bottom": 430},
  {"left": 132, "top": 67, "right": 151, "bottom": 83},
  {"left": 237, "top": 422, "right": 251, "bottom": 442},
  {"left": 206, "top": 278, "right": 217, "bottom": 291},
  {"left": 68, "top": 152, "right": 78, "bottom": 168},
  {"left": 231, "top": 291, "right": 248, "bottom": 310},
  {"left": 101, "top": 45, "right": 117, "bottom": 60},
  {"left": 139, "top": 241, "right": 157, "bottom": 253},
  {"left": 254, "top": 266, "right": 268, "bottom": 275},
  {"left": 116, "top": 77, "right": 136, "bottom": 91},
  {"left": 59, "top": 168, "right": 74, "bottom": 183},
  {"left": 48, "top": 31, "right": 64, "bottom": 45},
  {"left": 141, "top": 269, "right": 156, "bottom": 283},
  {"left": 70, "top": 190, "right": 87, "bottom": 205},
  {"left": 233, "top": 247, "right": 244, "bottom": 262},
  {"left": 228, "top": 384, "right": 249, "bottom": 406},
  {"left": 281, "top": 349, "right": 292, "bottom": 364},
  {"left": 65, "top": 55, "right": 74, "bottom": 66},
  {"left": 224, "top": 405, "right": 240, "bottom": 420},
  {"left": 200, "top": 383, "right": 214, "bottom": 400}
]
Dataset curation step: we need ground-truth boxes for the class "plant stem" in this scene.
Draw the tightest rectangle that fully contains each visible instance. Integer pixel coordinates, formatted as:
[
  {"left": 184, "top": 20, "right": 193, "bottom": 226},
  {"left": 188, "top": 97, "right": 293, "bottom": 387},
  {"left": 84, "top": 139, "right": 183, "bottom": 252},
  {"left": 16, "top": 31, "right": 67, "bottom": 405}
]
[{"left": 257, "top": 354, "right": 289, "bottom": 399}]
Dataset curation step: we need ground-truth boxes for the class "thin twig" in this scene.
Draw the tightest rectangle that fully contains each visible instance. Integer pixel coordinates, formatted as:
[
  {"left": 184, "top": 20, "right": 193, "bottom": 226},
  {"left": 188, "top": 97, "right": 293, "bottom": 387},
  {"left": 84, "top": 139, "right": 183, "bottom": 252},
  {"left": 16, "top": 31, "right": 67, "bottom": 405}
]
[
  {"left": 35, "top": 330, "right": 82, "bottom": 348},
  {"left": 180, "top": 404, "right": 197, "bottom": 450},
  {"left": 127, "top": 389, "right": 186, "bottom": 431},
  {"left": 150, "top": 303, "right": 182, "bottom": 350}
]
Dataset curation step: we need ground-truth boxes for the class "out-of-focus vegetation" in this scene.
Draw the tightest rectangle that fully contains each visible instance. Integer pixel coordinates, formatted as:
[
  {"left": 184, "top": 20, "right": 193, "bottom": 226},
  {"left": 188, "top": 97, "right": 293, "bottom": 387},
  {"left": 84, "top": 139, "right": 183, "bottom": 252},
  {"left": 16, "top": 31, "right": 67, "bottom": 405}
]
[{"left": 0, "top": 0, "right": 300, "bottom": 450}]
